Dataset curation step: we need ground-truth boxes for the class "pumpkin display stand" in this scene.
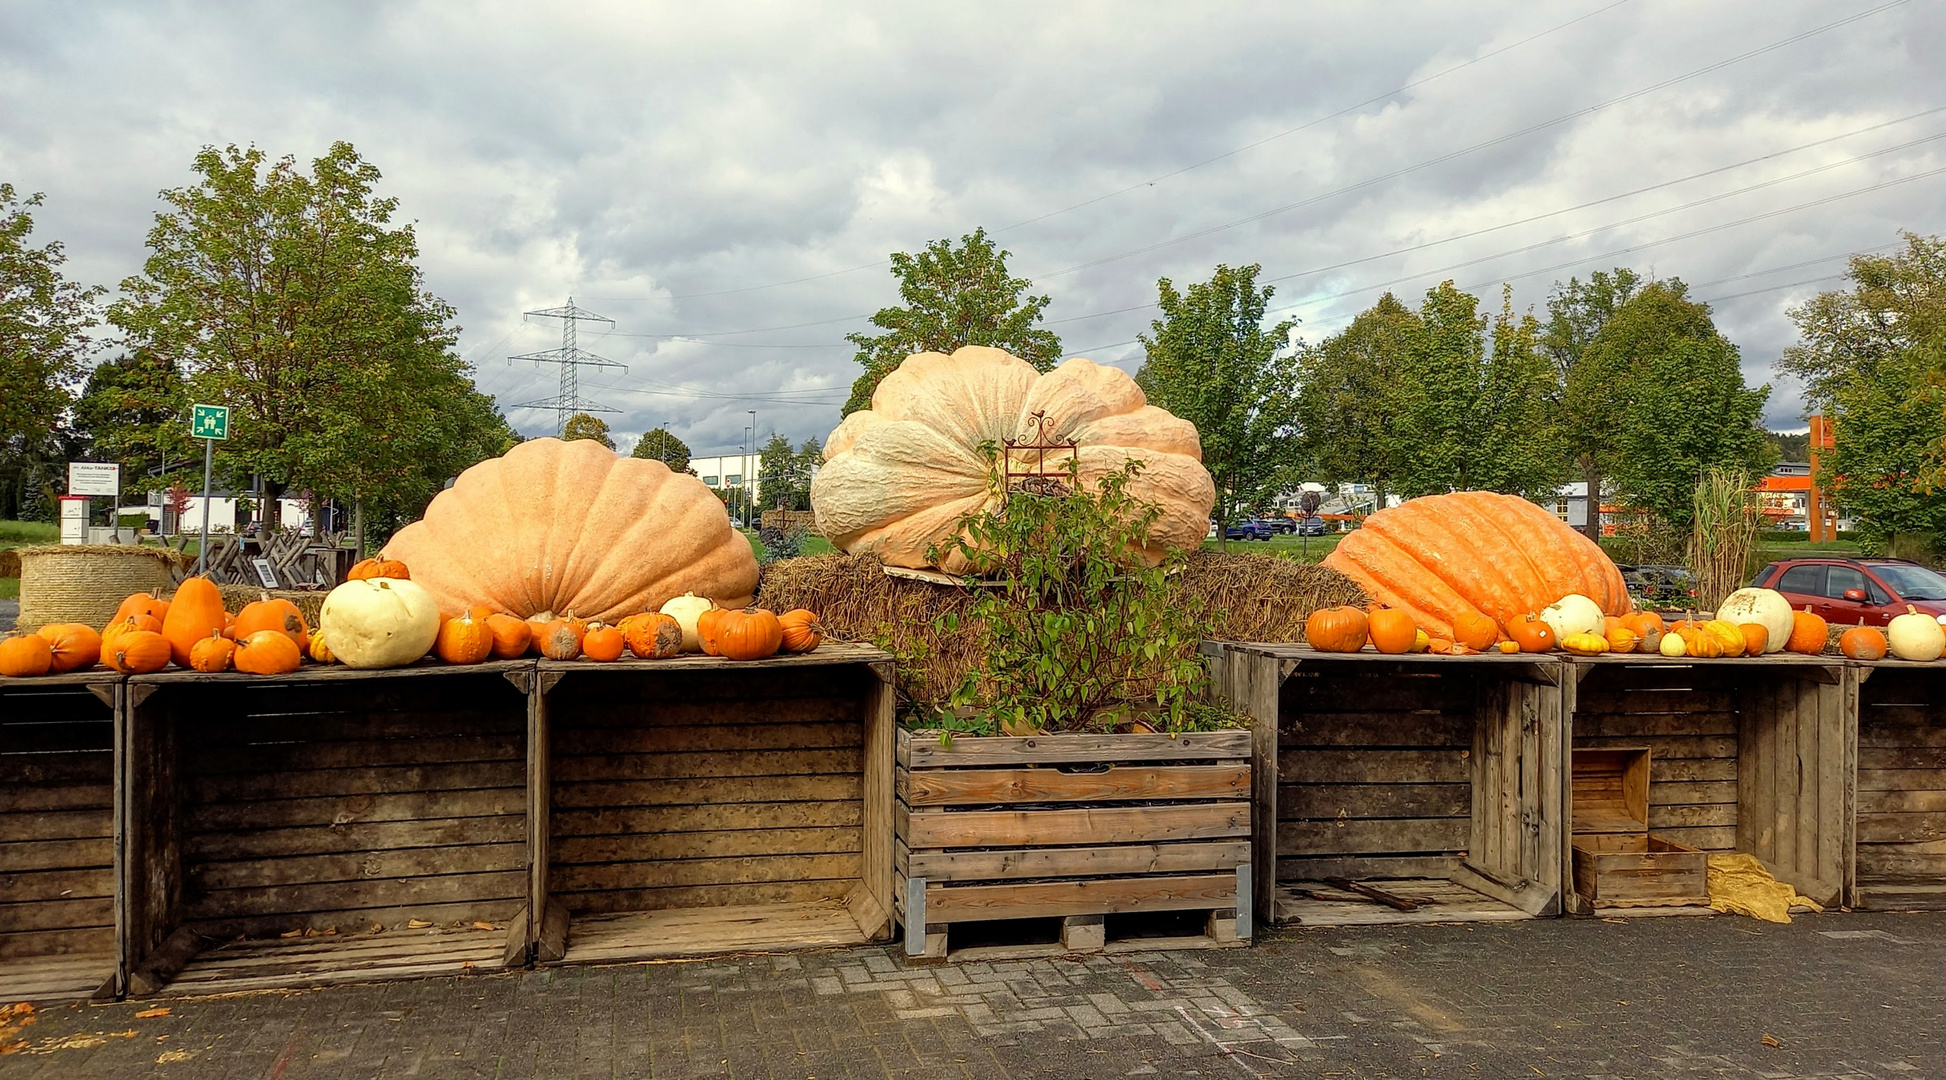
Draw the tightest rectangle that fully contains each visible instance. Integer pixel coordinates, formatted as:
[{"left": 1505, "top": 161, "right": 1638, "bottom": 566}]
[
  {"left": 118, "top": 661, "right": 533, "bottom": 997},
  {"left": 894, "top": 728, "right": 1252, "bottom": 960},
  {"left": 1563, "top": 654, "right": 1855, "bottom": 915},
  {"left": 1205, "top": 643, "right": 1567, "bottom": 927},
  {"left": 0, "top": 670, "right": 123, "bottom": 1003},
  {"left": 1849, "top": 659, "right": 1946, "bottom": 910},
  {"left": 530, "top": 643, "right": 895, "bottom": 966}
]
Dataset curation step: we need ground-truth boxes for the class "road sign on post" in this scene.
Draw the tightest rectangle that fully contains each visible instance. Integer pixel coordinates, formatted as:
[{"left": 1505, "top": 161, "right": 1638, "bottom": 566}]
[{"left": 190, "top": 404, "right": 230, "bottom": 574}]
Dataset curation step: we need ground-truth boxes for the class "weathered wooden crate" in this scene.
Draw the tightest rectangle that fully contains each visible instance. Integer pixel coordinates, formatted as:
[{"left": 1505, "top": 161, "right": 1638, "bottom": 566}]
[
  {"left": 894, "top": 729, "right": 1252, "bottom": 959},
  {"left": 1205, "top": 643, "right": 1566, "bottom": 927},
  {"left": 119, "top": 661, "right": 533, "bottom": 996},
  {"left": 0, "top": 671, "right": 122, "bottom": 1003},
  {"left": 531, "top": 643, "right": 895, "bottom": 965},
  {"left": 1564, "top": 654, "right": 1855, "bottom": 914},
  {"left": 1852, "top": 660, "right": 1946, "bottom": 910},
  {"left": 1569, "top": 748, "right": 1708, "bottom": 908}
]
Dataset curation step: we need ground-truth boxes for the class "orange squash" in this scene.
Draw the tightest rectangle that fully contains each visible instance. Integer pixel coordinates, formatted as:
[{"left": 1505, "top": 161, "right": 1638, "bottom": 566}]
[
  {"left": 1605, "top": 626, "right": 1638, "bottom": 654},
  {"left": 1786, "top": 607, "right": 1829, "bottom": 655},
  {"left": 435, "top": 612, "right": 494, "bottom": 665},
  {"left": 1840, "top": 625, "right": 1888, "bottom": 661},
  {"left": 162, "top": 576, "right": 228, "bottom": 667},
  {"left": 189, "top": 630, "right": 236, "bottom": 673},
  {"left": 113, "top": 592, "right": 171, "bottom": 627},
  {"left": 1367, "top": 608, "right": 1418, "bottom": 654},
  {"left": 485, "top": 613, "right": 531, "bottom": 660},
  {"left": 1506, "top": 613, "right": 1555, "bottom": 653},
  {"left": 1678, "top": 626, "right": 1723, "bottom": 659},
  {"left": 581, "top": 623, "right": 626, "bottom": 662},
  {"left": 1737, "top": 623, "right": 1769, "bottom": 657},
  {"left": 347, "top": 555, "right": 410, "bottom": 580},
  {"left": 1305, "top": 606, "right": 1370, "bottom": 652},
  {"left": 308, "top": 632, "right": 336, "bottom": 664},
  {"left": 536, "top": 618, "right": 583, "bottom": 661},
  {"left": 697, "top": 607, "right": 730, "bottom": 656},
  {"left": 1451, "top": 611, "right": 1499, "bottom": 652},
  {"left": 711, "top": 607, "right": 783, "bottom": 661},
  {"left": 234, "top": 629, "right": 302, "bottom": 675},
  {"left": 232, "top": 595, "right": 310, "bottom": 651},
  {"left": 0, "top": 633, "right": 54, "bottom": 677},
  {"left": 1621, "top": 611, "right": 1665, "bottom": 638},
  {"left": 619, "top": 612, "right": 683, "bottom": 659},
  {"left": 778, "top": 609, "right": 824, "bottom": 654},
  {"left": 36, "top": 623, "right": 101, "bottom": 673},
  {"left": 103, "top": 612, "right": 162, "bottom": 647},
  {"left": 105, "top": 629, "right": 171, "bottom": 674}
]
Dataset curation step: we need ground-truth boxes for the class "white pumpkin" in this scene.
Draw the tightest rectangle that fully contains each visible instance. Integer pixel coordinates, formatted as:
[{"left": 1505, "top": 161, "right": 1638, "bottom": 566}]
[
  {"left": 1715, "top": 588, "right": 1793, "bottom": 654},
  {"left": 659, "top": 592, "right": 716, "bottom": 653},
  {"left": 1888, "top": 605, "right": 1946, "bottom": 662},
  {"left": 1540, "top": 594, "right": 1604, "bottom": 642},
  {"left": 319, "top": 578, "right": 442, "bottom": 669},
  {"left": 1659, "top": 631, "right": 1688, "bottom": 658}
]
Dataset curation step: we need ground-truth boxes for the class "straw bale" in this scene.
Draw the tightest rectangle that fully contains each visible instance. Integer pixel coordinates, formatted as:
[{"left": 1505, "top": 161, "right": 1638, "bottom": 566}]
[{"left": 17, "top": 544, "right": 181, "bottom": 631}]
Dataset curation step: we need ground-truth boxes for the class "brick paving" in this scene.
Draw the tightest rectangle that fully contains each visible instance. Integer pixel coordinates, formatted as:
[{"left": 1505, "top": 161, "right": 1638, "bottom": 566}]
[{"left": 4, "top": 911, "right": 1944, "bottom": 1078}]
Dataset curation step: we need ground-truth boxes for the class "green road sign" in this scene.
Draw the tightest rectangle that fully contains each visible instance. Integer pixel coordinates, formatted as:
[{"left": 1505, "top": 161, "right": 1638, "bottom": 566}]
[{"left": 191, "top": 404, "right": 229, "bottom": 440}]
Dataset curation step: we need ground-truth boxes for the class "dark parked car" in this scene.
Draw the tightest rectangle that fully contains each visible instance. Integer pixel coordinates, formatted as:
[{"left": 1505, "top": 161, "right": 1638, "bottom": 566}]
[
  {"left": 1749, "top": 558, "right": 1946, "bottom": 627},
  {"left": 1295, "top": 515, "right": 1328, "bottom": 537},
  {"left": 1618, "top": 564, "right": 1694, "bottom": 607},
  {"left": 1222, "top": 519, "right": 1275, "bottom": 541},
  {"left": 1259, "top": 516, "right": 1298, "bottom": 535}
]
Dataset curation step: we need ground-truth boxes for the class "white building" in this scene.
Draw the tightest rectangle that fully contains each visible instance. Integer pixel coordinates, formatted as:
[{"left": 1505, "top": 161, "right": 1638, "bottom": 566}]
[{"left": 689, "top": 454, "right": 760, "bottom": 499}]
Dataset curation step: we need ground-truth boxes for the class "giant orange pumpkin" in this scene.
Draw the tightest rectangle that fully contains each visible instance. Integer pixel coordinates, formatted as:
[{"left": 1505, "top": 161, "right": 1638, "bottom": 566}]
[
  {"left": 162, "top": 577, "right": 228, "bottom": 667},
  {"left": 381, "top": 438, "right": 758, "bottom": 623},
  {"left": 1323, "top": 492, "right": 1629, "bottom": 640}
]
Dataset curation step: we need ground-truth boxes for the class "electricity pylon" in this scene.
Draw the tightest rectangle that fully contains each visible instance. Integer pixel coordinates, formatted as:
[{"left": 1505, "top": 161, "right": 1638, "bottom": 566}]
[{"left": 510, "top": 297, "right": 626, "bottom": 436}]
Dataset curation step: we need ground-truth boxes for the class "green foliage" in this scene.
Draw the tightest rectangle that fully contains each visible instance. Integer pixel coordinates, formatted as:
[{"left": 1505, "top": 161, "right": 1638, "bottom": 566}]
[
  {"left": 1545, "top": 268, "right": 1645, "bottom": 537},
  {"left": 562, "top": 412, "right": 615, "bottom": 449},
  {"left": 1779, "top": 233, "right": 1946, "bottom": 551},
  {"left": 110, "top": 142, "right": 515, "bottom": 536},
  {"left": 1137, "top": 264, "right": 1300, "bottom": 533},
  {"left": 71, "top": 348, "right": 196, "bottom": 495},
  {"left": 1768, "top": 430, "right": 1811, "bottom": 463},
  {"left": 843, "top": 227, "right": 1061, "bottom": 415},
  {"left": 756, "top": 434, "right": 820, "bottom": 511},
  {"left": 1294, "top": 292, "right": 1415, "bottom": 506},
  {"left": 934, "top": 453, "right": 1216, "bottom": 735},
  {"left": 0, "top": 185, "right": 101, "bottom": 521},
  {"left": 631, "top": 426, "right": 691, "bottom": 472}
]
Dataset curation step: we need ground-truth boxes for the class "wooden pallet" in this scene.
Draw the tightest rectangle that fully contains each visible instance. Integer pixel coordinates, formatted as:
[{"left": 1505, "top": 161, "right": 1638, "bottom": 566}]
[
  {"left": 158, "top": 923, "right": 509, "bottom": 996},
  {"left": 894, "top": 728, "right": 1252, "bottom": 959}
]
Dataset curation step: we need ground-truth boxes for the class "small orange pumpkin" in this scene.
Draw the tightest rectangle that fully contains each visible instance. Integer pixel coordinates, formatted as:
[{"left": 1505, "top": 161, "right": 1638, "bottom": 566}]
[
  {"left": 190, "top": 630, "right": 236, "bottom": 673},
  {"left": 1451, "top": 611, "right": 1499, "bottom": 652},
  {"left": 711, "top": 607, "right": 783, "bottom": 661},
  {"left": 234, "top": 629, "right": 302, "bottom": 675},
  {"left": 1621, "top": 611, "right": 1665, "bottom": 638},
  {"left": 1737, "top": 622, "right": 1769, "bottom": 656},
  {"left": 347, "top": 555, "right": 410, "bottom": 580},
  {"left": 536, "top": 618, "right": 583, "bottom": 661},
  {"left": 112, "top": 592, "right": 171, "bottom": 626},
  {"left": 435, "top": 612, "right": 494, "bottom": 665},
  {"left": 485, "top": 613, "right": 531, "bottom": 659},
  {"left": 36, "top": 623, "right": 102, "bottom": 673},
  {"left": 1507, "top": 613, "right": 1555, "bottom": 653},
  {"left": 0, "top": 633, "right": 54, "bottom": 677},
  {"left": 105, "top": 629, "right": 171, "bottom": 674},
  {"left": 620, "top": 612, "right": 683, "bottom": 659},
  {"left": 1605, "top": 626, "right": 1638, "bottom": 654},
  {"left": 1678, "top": 626, "right": 1723, "bottom": 659},
  {"left": 1786, "top": 607, "right": 1829, "bottom": 655},
  {"left": 1367, "top": 608, "right": 1417, "bottom": 654},
  {"left": 1840, "top": 624, "right": 1888, "bottom": 661},
  {"left": 778, "top": 609, "right": 824, "bottom": 654},
  {"left": 232, "top": 595, "right": 310, "bottom": 651},
  {"left": 1305, "top": 606, "right": 1370, "bottom": 652},
  {"left": 103, "top": 612, "right": 162, "bottom": 647},
  {"left": 581, "top": 623, "right": 626, "bottom": 662},
  {"left": 162, "top": 576, "right": 228, "bottom": 667},
  {"left": 697, "top": 607, "right": 730, "bottom": 656}
]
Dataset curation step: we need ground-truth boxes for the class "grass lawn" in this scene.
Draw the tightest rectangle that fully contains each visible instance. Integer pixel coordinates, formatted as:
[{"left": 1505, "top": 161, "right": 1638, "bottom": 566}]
[
  {"left": 1200, "top": 533, "right": 1346, "bottom": 562},
  {"left": 742, "top": 529, "right": 837, "bottom": 563},
  {"left": 1, "top": 520, "right": 57, "bottom": 601}
]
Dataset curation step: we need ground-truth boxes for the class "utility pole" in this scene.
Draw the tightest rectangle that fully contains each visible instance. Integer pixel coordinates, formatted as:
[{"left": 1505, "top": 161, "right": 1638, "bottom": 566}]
[{"left": 510, "top": 297, "right": 626, "bottom": 436}]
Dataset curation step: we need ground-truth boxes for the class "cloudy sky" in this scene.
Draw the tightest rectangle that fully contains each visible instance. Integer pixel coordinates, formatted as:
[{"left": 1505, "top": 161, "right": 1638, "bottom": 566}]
[{"left": 4, "top": 0, "right": 1943, "bottom": 457}]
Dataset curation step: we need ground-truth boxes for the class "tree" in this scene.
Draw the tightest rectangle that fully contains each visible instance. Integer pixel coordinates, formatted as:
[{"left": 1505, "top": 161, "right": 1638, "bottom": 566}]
[
  {"left": 1779, "top": 233, "right": 1946, "bottom": 550},
  {"left": 631, "top": 426, "right": 691, "bottom": 472},
  {"left": 843, "top": 227, "right": 1061, "bottom": 414},
  {"left": 562, "top": 412, "right": 615, "bottom": 449},
  {"left": 111, "top": 142, "right": 514, "bottom": 537},
  {"left": 1294, "top": 293, "right": 1417, "bottom": 512},
  {"left": 1136, "top": 264, "right": 1299, "bottom": 539},
  {"left": 1545, "top": 269, "right": 1644, "bottom": 539},
  {"left": 0, "top": 184, "right": 101, "bottom": 519},
  {"left": 71, "top": 348, "right": 196, "bottom": 497},
  {"left": 756, "top": 433, "right": 816, "bottom": 511}
]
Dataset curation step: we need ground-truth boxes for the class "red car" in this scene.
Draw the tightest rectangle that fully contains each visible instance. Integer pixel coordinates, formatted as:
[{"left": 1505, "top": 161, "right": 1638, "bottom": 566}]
[{"left": 1749, "top": 558, "right": 1946, "bottom": 627}]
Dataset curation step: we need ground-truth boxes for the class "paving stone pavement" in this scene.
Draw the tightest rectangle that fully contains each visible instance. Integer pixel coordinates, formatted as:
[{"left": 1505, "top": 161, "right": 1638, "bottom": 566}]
[{"left": 5, "top": 910, "right": 1946, "bottom": 1078}]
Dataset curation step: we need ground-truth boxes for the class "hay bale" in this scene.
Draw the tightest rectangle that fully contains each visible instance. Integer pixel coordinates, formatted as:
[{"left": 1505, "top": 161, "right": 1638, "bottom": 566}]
[
  {"left": 0, "top": 549, "right": 19, "bottom": 579},
  {"left": 17, "top": 544, "right": 179, "bottom": 631},
  {"left": 1178, "top": 552, "right": 1367, "bottom": 643}
]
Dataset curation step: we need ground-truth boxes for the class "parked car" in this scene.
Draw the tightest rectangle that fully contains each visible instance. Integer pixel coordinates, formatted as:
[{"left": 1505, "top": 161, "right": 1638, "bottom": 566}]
[
  {"left": 1618, "top": 564, "right": 1694, "bottom": 607},
  {"left": 1749, "top": 558, "right": 1946, "bottom": 626},
  {"left": 1222, "top": 519, "right": 1276, "bottom": 541},
  {"left": 1259, "top": 516, "right": 1297, "bottom": 535},
  {"left": 1295, "top": 515, "right": 1328, "bottom": 537}
]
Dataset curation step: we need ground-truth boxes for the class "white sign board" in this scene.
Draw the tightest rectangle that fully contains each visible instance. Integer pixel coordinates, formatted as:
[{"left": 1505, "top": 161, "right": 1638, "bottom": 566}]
[
  {"left": 252, "top": 558, "right": 280, "bottom": 590},
  {"left": 67, "top": 462, "right": 120, "bottom": 497},
  {"left": 59, "top": 497, "right": 87, "bottom": 545}
]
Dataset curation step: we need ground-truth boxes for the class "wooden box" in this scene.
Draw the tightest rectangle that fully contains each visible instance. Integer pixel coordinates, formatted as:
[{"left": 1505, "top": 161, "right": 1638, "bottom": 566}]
[
  {"left": 0, "top": 672, "right": 122, "bottom": 1003},
  {"left": 1565, "top": 654, "right": 1854, "bottom": 913},
  {"left": 531, "top": 643, "right": 895, "bottom": 965},
  {"left": 1569, "top": 747, "right": 1708, "bottom": 908},
  {"left": 1205, "top": 643, "right": 1565, "bottom": 927},
  {"left": 119, "top": 662, "right": 533, "bottom": 996},
  {"left": 1852, "top": 661, "right": 1946, "bottom": 909},
  {"left": 894, "top": 728, "right": 1251, "bottom": 959}
]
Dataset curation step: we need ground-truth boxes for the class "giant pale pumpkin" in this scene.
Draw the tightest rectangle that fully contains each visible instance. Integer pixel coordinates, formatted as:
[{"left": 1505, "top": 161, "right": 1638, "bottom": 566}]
[
  {"left": 810, "top": 347, "right": 1216, "bottom": 572},
  {"left": 381, "top": 438, "right": 758, "bottom": 622},
  {"left": 1322, "top": 492, "right": 1628, "bottom": 640}
]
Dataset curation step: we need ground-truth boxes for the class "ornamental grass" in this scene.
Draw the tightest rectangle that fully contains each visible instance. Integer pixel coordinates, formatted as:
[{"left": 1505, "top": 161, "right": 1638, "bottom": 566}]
[{"left": 1689, "top": 466, "right": 1764, "bottom": 612}]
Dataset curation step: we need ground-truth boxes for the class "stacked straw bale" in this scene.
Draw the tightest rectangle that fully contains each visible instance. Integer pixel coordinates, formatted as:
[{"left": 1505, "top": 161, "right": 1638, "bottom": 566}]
[{"left": 16, "top": 544, "right": 181, "bottom": 630}]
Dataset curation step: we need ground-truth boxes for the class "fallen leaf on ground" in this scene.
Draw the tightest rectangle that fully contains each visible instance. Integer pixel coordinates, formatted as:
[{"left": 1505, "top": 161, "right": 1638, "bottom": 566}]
[
  {"left": 1763, "top": 1033, "right": 1783, "bottom": 1048},
  {"left": 407, "top": 919, "right": 432, "bottom": 929},
  {"left": 279, "top": 929, "right": 304, "bottom": 939},
  {"left": 134, "top": 1008, "right": 170, "bottom": 1019},
  {"left": 157, "top": 1048, "right": 198, "bottom": 1064},
  {"left": 472, "top": 922, "right": 497, "bottom": 931}
]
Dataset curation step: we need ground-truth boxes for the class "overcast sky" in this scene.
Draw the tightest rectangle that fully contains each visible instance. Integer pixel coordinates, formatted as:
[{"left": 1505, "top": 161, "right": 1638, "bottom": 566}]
[{"left": 4, "top": 0, "right": 1943, "bottom": 457}]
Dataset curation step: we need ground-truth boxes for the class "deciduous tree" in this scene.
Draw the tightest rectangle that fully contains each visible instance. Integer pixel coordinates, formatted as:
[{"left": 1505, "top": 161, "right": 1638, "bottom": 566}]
[
  {"left": 0, "top": 185, "right": 100, "bottom": 519},
  {"left": 562, "top": 412, "right": 615, "bottom": 449},
  {"left": 1545, "top": 268, "right": 1644, "bottom": 539},
  {"left": 631, "top": 426, "right": 692, "bottom": 472},
  {"left": 71, "top": 348, "right": 196, "bottom": 496},
  {"left": 1294, "top": 292, "right": 1416, "bottom": 512},
  {"left": 756, "top": 433, "right": 818, "bottom": 512}
]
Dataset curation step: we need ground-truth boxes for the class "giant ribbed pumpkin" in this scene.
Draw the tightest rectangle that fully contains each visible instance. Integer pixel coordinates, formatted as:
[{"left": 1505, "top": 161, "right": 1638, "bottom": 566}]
[
  {"left": 381, "top": 438, "right": 758, "bottom": 622},
  {"left": 1323, "top": 492, "right": 1629, "bottom": 639},
  {"left": 810, "top": 347, "right": 1215, "bottom": 572}
]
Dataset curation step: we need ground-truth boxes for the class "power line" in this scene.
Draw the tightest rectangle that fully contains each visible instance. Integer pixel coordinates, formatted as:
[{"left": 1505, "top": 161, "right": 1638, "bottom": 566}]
[{"left": 507, "top": 297, "right": 626, "bottom": 435}]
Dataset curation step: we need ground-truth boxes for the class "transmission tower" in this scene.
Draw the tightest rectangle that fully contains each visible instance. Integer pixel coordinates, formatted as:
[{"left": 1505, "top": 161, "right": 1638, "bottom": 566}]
[{"left": 509, "top": 297, "right": 626, "bottom": 436}]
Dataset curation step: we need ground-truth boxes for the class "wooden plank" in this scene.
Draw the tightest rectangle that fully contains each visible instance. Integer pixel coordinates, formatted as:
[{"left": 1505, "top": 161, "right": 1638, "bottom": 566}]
[
  {"left": 904, "top": 730, "right": 1251, "bottom": 767},
  {"left": 184, "top": 816, "right": 525, "bottom": 861},
  {"left": 551, "top": 748, "right": 860, "bottom": 783},
  {"left": 1859, "top": 788, "right": 1946, "bottom": 814},
  {"left": 1649, "top": 825, "right": 1737, "bottom": 851},
  {"left": 902, "top": 802, "right": 1248, "bottom": 849},
  {"left": 0, "top": 897, "right": 114, "bottom": 934},
  {"left": 552, "top": 801, "right": 860, "bottom": 837},
  {"left": 0, "top": 867, "right": 114, "bottom": 903},
  {"left": 557, "top": 880, "right": 859, "bottom": 915},
  {"left": 187, "top": 787, "right": 525, "bottom": 831},
  {"left": 557, "top": 900, "right": 868, "bottom": 964},
  {"left": 1454, "top": 860, "right": 1558, "bottom": 917},
  {"left": 1281, "top": 672, "right": 1470, "bottom": 712},
  {"left": 1275, "top": 711, "right": 1471, "bottom": 749},
  {"left": 1279, "top": 750, "right": 1470, "bottom": 785},
  {"left": 1274, "top": 854, "right": 1461, "bottom": 882},
  {"left": 190, "top": 843, "right": 527, "bottom": 891},
  {"left": 536, "top": 642, "right": 889, "bottom": 675},
  {"left": 186, "top": 871, "right": 527, "bottom": 921},
  {"left": 552, "top": 828, "right": 861, "bottom": 864},
  {"left": 550, "top": 853, "right": 861, "bottom": 894},
  {"left": 550, "top": 698, "right": 864, "bottom": 732},
  {"left": 901, "top": 764, "right": 1250, "bottom": 807},
  {"left": 553, "top": 775, "right": 861, "bottom": 809},
  {"left": 858, "top": 662, "right": 894, "bottom": 941},
  {"left": 182, "top": 709, "right": 522, "bottom": 748},
  {"left": 1278, "top": 783, "right": 1470, "bottom": 821},
  {"left": 0, "top": 783, "right": 114, "bottom": 813},
  {"left": 555, "top": 719, "right": 860, "bottom": 754},
  {"left": 0, "top": 838, "right": 113, "bottom": 873},
  {"left": 186, "top": 898, "right": 526, "bottom": 940},
  {"left": 1573, "top": 712, "right": 1739, "bottom": 737},
  {"left": 0, "top": 808, "right": 114, "bottom": 842},
  {"left": 188, "top": 761, "right": 524, "bottom": 803},
  {"left": 923, "top": 874, "right": 1236, "bottom": 922},
  {"left": 1649, "top": 804, "right": 1738, "bottom": 830},
  {"left": 188, "top": 734, "right": 523, "bottom": 775},
  {"left": 904, "top": 841, "right": 1250, "bottom": 883},
  {"left": 1575, "top": 734, "right": 1740, "bottom": 760},
  {"left": 1277, "top": 817, "right": 1469, "bottom": 857}
]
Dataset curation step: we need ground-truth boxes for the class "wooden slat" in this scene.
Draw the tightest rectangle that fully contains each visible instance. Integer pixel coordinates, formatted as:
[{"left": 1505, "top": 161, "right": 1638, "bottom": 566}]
[
  {"left": 186, "top": 871, "right": 527, "bottom": 921},
  {"left": 549, "top": 698, "right": 863, "bottom": 732},
  {"left": 552, "top": 802, "right": 861, "bottom": 835},
  {"left": 0, "top": 897, "right": 113, "bottom": 934},
  {"left": 551, "top": 748, "right": 860, "bottom": 782},
  {"left": 903, "top": 840, "right": 1249, "bottom": 883},
  {"left": 185, "top": 816, "right": 525, "bottom": 861},
  {"left": 550, "top": 853, "right": 860, "bottom": 893},
  {"left": 1275, "top": 854, "right": 1461, "bottom": 881},
  {"left": 0, "top": 867, "right": 114, "bottom": 902},
  {"left": 1276, "top": 711, "right": 1470, "bottom": 748},
  {"left": 551, "top": 828, "right": 860, "bottom": 864},
  {"left": 0, "top": 783, "right": 113, "bottom": 813},
  {"left": 900, "top": 764, "right": 1249, "bottom": 806},
  {"left": 188, "top": 761, "right": 523, "bottom": 803},
  {"left": 188, "top": 734, "right": 523, "bottom": 775},
  {"left": 904, "top": 730, "right": 1250, "bottom": 767},
  {"left": 923, "top": 873, "right": 1236, "bottom": 921},
  {"left": 0, "top": 837, "right": 114, "bottom": 873},
  {"left": 555, "top": 720, "right": 860, "bottom": 754},
  {"left": 558, "top": 880, "right": 858, "bottom": 915},
  {"left": 187, "top": 788, "right": 524, "bottom": 831},
  {"left": 1279, "top": 750, "right": 1469, "bottom": 785},
  {"left": 559, "top": 900, "right": 869, "bottom": 964},
  {"left": 902, "top": 802, "right": 1247, "bottom": 849},
  {"left": 1277, "top": 817, "right": 1469, "bottom": 857},
  {"left": 553, "top": 774, "right": 861, "bottom": 808},
  {"left": 1279, "top": 783, "right": 1470, "bottom": 820},
  {"left": 190, "top": 843, "right": 527, "bottom": 891}
]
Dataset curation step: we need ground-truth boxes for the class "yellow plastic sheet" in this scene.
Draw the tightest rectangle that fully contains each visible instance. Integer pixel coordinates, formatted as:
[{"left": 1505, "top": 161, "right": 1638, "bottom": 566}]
[{"left": 1707, "top": 853, "right": 1824, "bottom": 923}]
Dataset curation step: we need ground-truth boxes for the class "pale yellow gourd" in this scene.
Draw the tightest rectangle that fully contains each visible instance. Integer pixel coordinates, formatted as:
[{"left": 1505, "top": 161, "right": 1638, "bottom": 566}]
[
  {"left": 319, "top": 578, "right": 442, "bottom": 669},
  {"left": 1560, "top": 631, "right": 1610, "bottom": 656},
  {"left": 1888, "top": 605, "right": 1946, "bottom": 662}
]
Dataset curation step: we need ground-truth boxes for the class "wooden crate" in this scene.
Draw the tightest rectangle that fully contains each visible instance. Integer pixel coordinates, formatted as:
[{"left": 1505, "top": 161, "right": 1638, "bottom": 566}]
[
  {"left": 1205, "top": 643, "right": 1565, "bottom": 927},
  {"left": 1565, "top": 654, "right": 1854, "bottom": 914},
  {"left": 0, "top": 671, "right": 122, "bottom": 1003},
  {"left": 532, "top": 643, "right": 895, "bottom": 965},
  {"left": 1569, "top": 748, "right": 1708, "bottom": 908},
  {"left": 119, "top": 661, "right": 533, "bottom": 996},
  {"left": 894, "top": 729, "right": 1252, "bottom": 959},
  {"left": 1852, "top": 660, "right": 1946, "bottom": 910}
]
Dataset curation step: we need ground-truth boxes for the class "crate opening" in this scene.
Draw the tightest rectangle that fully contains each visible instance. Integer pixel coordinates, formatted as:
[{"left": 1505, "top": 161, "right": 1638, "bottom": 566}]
[
  {"left": 1105, "top": 908, "right": 1207, "bottom": 942},
  {"left": 949, "top": 916, "right": 1063, "bottom": 953},
  {"left": 1856, "top": 667, "right": 1946, "bottom": 910}
]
